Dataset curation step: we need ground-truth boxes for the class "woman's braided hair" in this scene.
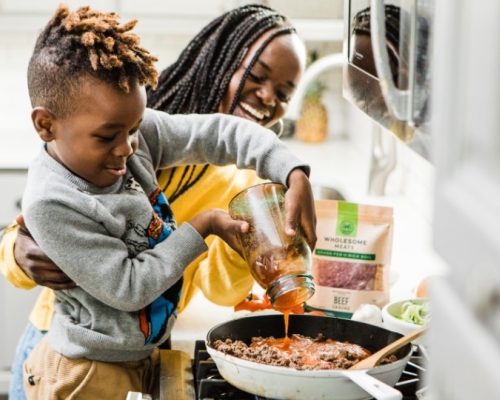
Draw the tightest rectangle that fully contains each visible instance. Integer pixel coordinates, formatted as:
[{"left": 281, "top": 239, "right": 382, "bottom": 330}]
[
  {"left": 147, "top": 4, "right": 296, "bottom": 202},
  {"left": 147, "top": 4, "right": 294, "bottom": 115},
  {"left": 27, "top": 4, "right": 159, "bottom": 118}
]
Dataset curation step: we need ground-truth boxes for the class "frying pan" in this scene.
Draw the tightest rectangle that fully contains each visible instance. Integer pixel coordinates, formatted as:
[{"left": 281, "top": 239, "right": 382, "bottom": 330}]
[{"left": 206, "top": 314, "right": 414, "bottom": 400}]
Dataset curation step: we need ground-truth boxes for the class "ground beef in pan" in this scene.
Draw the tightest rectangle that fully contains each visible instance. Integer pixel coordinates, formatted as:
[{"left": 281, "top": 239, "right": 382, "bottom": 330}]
[{"left": 211, "top": 333, "right": 397, "bottom": 370}]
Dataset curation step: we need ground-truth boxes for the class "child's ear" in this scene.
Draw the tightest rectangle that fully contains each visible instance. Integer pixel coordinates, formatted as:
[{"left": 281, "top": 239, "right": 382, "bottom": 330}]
[{"left": 31, "top": 107, "right": 56, "bottom": 142}]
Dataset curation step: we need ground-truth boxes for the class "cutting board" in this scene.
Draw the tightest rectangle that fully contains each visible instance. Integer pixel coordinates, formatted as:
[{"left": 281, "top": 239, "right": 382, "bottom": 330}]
[{"left": 151, "top": 350, "right": 195, "bottom": 400}]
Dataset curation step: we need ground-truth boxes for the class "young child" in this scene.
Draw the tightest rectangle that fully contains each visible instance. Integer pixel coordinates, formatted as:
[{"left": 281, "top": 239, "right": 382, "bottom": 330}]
[{"left": 21, "top": 4, "right": 316, "bottom": 399}]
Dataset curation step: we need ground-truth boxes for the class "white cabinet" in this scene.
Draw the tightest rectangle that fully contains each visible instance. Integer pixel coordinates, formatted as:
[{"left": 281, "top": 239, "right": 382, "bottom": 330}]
[
  {"left": 0, "top": 0, "right": 342, "bottom": 18},
  {"left": 120, "top": 0, "right": 222, "bottom": 16},
  {"left": 0, "top": 0, "right": 343, "bottom": 40},
  {"left": 428, "top": 1, "right": 500, "bottom": 398},
  {"left": 1, "top": 0, "right": 117, "bottom": 12}
]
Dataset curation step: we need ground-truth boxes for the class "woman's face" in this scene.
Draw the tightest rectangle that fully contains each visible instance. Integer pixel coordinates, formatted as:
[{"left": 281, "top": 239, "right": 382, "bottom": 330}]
[{"left": 219, "top": 31, "right": 306, "bottom": 128}]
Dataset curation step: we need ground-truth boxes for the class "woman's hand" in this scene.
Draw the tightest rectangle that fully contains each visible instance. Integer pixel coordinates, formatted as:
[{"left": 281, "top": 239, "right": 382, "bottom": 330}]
[
  {"left": 285, "top": 168, "right": 317, "bottom": 251},
  {"left": 14, "top": 214, "right": 76, "bottom": 290}
]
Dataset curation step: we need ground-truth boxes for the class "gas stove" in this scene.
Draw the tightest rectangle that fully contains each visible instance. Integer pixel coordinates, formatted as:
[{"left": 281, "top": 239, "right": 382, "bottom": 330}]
[{"left": 192, "top": 340, "right": 428, "bottom": 400}]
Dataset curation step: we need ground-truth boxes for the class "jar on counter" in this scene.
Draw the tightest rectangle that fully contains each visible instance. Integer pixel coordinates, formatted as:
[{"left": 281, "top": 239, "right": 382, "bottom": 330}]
[{"left": 228, "top": 183, "right": 315, "bottom": 310}]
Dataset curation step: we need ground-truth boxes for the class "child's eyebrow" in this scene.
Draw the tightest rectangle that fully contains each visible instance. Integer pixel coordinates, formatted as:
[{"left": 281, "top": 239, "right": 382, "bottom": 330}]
[
  {"left": 97, "top": 119, "right": 143, "bottom": 130},
  {"left": 98, "top": 122, "right": 125, "bottom": 129}
]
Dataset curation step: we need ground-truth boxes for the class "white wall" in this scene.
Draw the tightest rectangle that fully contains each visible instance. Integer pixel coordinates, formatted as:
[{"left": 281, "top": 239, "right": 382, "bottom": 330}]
[{"left": 0, "top": 0, "right": 343, "bottom": 168}]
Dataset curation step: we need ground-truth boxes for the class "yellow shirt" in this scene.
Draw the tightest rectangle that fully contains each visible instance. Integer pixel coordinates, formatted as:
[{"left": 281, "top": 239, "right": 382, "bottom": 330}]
[{"left": 0, "top": 164, "right": 262, "bottom": 331}]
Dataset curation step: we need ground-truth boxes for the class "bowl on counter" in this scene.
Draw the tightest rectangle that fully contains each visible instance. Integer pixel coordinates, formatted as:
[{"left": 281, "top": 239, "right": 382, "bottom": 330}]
[{"left": 381, "top": 298, "right": 430, "bottom": 345}]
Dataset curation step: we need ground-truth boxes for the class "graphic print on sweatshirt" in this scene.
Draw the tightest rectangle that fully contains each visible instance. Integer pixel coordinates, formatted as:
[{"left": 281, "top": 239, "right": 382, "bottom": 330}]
[
  {"left": 125, "top": 178, "right": 181, "bottom": 345},
  {"left": 147, "top": 187, "right": 176, "bottom": 247}
]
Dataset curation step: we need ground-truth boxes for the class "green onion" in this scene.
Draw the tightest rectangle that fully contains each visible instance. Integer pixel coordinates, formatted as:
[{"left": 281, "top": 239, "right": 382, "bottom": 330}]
[{"left": 398, "top": 301, "right": 430, "bottom": 325}]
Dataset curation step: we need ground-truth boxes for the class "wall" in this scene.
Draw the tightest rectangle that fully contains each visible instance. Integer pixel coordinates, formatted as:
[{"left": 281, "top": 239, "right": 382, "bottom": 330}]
[{"left": 0, "top": 0, "right": 344, "bottom": 168}]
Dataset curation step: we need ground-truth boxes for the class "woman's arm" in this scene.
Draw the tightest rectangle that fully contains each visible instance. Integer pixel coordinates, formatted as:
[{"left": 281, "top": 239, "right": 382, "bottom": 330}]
[
  {"left": 12, "top": 215, "right": 76, "bottom": 290},
  {"left": 0, "top": 222, "right": 37, "bottom": 289},
  {"left": 285, "top": 168, "right": 317, "bottom": 250},
  {"left": 0, "top": 215, "right": 75, "bottom": 290}
]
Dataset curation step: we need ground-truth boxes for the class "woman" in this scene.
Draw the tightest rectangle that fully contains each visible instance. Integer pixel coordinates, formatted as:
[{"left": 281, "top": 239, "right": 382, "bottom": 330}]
[
  {"left": 0, "top": 4, "right": 307, "bottom": 398},
  {"left": 147, "top": 4, "right": 307, "bottom": 311}
]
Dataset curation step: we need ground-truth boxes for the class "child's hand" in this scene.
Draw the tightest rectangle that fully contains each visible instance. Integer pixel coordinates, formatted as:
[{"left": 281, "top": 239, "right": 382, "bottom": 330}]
[
  {"left": 285, "top": 168, "right": 317, "bottom": 251},
  {"left": 189, "top": 209, "right": 249, "bottom": 257}
]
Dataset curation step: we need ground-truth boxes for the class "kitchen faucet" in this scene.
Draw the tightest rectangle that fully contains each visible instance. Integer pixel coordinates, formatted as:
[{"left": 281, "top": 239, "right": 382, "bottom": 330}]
[
  {"left": 286, "top": 53, "right": 344, "bottom": 121},
  {"left": 286, "top": 52, "right": 397, "bottom": 196}
]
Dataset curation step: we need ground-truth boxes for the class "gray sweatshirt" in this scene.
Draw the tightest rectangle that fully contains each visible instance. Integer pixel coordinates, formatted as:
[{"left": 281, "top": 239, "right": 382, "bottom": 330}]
[{"left": 22, "top": 109, "right": 309, "bottom": 362}]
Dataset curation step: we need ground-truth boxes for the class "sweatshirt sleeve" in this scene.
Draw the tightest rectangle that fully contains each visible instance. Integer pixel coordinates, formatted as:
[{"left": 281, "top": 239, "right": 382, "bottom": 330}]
[
  {"left": 23, "top": 197, "right": 208, "bottom": 312},
  {"left": 139, "top": 109, "right": 310, "bottom": 188},
  {"left": 0, "top": 223, "right": 37, "bottom": 289}
]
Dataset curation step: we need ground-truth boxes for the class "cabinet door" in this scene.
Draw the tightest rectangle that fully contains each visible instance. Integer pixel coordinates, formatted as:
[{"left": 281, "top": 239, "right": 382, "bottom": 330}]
[{"left": 429, "top": 1, "right": 500, "bottom": 398}]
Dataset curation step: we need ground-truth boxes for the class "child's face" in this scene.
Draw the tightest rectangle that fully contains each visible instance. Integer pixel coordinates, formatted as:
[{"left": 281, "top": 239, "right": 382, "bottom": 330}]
[
  {"left": 219, "top": 32, "right": 305, "bottom": 128},
  {"left": 46, "top": 78, "right": 147, "bottom": 188}
]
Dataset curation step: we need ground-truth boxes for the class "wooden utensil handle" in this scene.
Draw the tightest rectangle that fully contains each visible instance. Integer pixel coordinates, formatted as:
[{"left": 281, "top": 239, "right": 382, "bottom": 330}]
[{"left": 350, "top": 325, "right": 427, "bottom": 370}]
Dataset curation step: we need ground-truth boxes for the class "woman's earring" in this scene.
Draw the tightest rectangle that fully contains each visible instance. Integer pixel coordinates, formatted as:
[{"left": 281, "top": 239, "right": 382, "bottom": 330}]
[{"left": 270, "top": 119, "right": 284, "bottom": 138}]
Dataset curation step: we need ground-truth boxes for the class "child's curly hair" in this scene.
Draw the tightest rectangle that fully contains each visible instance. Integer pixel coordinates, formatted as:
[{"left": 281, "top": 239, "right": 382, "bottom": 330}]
[{"left": 27, "top": 4, "right": 159, "bottom": 117}]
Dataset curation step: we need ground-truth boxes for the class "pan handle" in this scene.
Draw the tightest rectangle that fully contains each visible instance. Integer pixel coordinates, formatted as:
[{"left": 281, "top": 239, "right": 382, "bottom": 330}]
[{"left": 340, "top": 370, "right": 402, "bottom": 400}]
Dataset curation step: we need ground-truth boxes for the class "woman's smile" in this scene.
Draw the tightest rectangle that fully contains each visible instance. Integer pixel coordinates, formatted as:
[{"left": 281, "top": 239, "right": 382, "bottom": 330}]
[{"left": 238, "top": 101, "right": 271, "bottom": 123}]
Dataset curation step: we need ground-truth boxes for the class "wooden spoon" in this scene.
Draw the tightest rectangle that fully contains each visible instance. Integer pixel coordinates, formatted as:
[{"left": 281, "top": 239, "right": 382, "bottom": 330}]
[{"left": 349, "top": 325, "right": 427, "bottom": 370}]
